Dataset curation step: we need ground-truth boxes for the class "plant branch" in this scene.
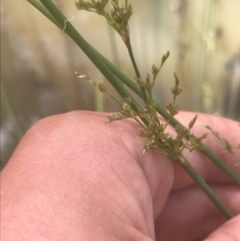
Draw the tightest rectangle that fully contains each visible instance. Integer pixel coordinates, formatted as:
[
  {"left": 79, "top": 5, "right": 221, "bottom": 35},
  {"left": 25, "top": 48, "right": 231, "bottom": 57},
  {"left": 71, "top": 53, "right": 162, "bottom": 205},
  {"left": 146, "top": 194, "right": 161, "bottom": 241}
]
[
  {"left": 27, "top": 0, "right": 239, "bottom": 220},
  {"left": 27, "top": 0, "right": 240, "bottom": 186},
  {"left": 38, "top": 0, "right": 148, "bottom": 123},
  {"left": 94, "top": 52, "right": 240, "bottom": 185},
  {"left": 127, "top": 43, "right": 147, "bottom": 102},
  {"left": 101, "top": 56, "right": 240, "bottom": 184}
]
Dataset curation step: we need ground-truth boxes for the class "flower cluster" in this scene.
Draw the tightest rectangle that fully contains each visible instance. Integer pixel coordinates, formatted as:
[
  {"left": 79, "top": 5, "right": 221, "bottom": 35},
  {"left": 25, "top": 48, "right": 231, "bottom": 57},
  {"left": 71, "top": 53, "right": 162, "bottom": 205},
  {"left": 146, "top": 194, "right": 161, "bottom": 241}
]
[
  {"left": 76, "top": 0, "right": 132, "bottom": 46},
  {"left": 108, "top": 52, "right": 208, "bottom": 159}
]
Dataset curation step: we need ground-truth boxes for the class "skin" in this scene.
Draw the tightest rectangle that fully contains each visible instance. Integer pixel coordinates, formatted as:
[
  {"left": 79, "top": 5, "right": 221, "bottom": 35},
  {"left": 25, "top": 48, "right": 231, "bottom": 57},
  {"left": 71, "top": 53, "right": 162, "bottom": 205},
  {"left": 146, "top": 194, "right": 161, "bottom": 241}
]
[{"left": 1, "top": 111, "right": 240, "bottom": 241}]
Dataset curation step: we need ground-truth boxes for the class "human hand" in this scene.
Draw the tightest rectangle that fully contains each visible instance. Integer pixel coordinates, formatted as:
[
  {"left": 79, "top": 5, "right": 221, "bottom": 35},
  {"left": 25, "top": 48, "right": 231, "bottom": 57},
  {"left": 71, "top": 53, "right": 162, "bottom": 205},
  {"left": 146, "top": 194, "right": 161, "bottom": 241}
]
[{"left": 1, "top": 111, "right": 240, "bottom": 241}]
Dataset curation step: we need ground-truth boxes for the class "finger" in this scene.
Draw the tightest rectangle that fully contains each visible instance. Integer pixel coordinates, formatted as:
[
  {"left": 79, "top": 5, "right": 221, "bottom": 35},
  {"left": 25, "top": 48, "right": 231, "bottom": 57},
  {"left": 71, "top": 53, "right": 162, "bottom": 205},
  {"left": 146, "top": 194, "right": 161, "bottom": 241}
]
[
  {"left": 1, "top": 111, "right": 173, "bottom": 240},
  {"left": 154, "top": 183, "right": 240, "bottom": 241},
  {"left": 2, "top": 111, "right": 239, "bottom": 240}
]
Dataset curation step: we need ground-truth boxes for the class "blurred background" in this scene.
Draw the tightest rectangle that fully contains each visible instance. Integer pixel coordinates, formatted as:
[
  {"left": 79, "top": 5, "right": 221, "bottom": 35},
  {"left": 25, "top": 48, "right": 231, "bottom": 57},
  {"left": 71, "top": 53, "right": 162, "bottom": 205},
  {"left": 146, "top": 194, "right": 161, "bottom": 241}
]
[{"left": 1, "top": 0, "right": 240, "bottom": 168}]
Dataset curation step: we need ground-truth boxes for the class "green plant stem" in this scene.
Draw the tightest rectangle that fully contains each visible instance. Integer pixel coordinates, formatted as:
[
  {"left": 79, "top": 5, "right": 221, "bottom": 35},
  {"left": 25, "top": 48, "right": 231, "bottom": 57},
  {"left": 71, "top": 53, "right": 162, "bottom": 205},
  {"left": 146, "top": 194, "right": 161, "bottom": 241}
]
[
  {"left": 127, "top": 44, "right": 147, "bottom": 102},
  {"left": 178, "top": 155, "right": 233, "bottom": 219},
  {"left": 27, "top": 0, "right": 240, "bottom": 186},
  {"left": 95, "top": 81, "right": 104, "bottom": 112}
]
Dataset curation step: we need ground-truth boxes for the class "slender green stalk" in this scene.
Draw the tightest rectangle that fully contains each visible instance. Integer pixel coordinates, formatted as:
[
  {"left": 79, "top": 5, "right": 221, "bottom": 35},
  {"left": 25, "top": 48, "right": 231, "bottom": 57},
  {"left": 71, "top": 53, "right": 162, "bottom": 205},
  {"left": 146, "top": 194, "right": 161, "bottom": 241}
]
[
  {"left": 178, "top": 155, "right": 233, "bottom": 219},
  {"left": 127, "top": 44, "right": 147, "bottom": 102},
  {"left": 95, "top": 79, "right": 104, "bottom": 112},
  {"left": 128, "top": 44, "right": 141, "bottom": 77},
  {"left": 124, "top": 1, "right": 146, "bottom": 101}
]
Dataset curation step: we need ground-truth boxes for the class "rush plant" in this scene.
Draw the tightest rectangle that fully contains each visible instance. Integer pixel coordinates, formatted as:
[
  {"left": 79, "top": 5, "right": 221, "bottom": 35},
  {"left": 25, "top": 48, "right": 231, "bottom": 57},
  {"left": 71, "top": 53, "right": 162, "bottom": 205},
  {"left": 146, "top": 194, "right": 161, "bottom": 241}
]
[{"left": 26, "top": 0, "right": 239, "bottom": 220}]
